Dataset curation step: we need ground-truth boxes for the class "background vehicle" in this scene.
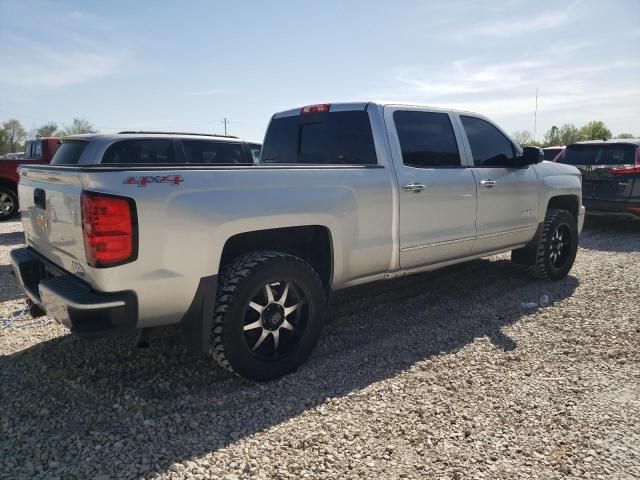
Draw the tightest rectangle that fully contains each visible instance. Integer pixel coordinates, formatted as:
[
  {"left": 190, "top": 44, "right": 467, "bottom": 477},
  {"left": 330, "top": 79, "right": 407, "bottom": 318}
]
[
  {"left": 0, "top": 137, "right": 59, "bottom": 220},
  {"left": 11, "top": 104, "right": 584, "bottom": 380},
  {"left": 556, "top": 139, "right": 640, "bottom": 217},
  {"left": 543, "top": 146, "right": 564, "bottom": 161}
]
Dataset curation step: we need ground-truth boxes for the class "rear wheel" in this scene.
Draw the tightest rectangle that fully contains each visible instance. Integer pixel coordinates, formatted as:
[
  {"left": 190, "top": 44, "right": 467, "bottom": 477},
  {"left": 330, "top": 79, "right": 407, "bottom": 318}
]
[
  {"left": 0, "top": 187, "right": 18, "bottom": 221},
  {"left": 211, "top": 251, "right": 326, "bottom": 381},
  {"left": 514, "top": 208, "right": 578, "bottom": 281}
]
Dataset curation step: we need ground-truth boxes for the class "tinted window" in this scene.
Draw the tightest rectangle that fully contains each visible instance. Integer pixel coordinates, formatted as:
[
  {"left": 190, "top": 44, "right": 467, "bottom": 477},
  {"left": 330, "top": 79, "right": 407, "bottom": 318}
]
[
  {"left": 33, "top": 140, "right": 42, "bottom": 160},
  {"left": 182, "top": 140, "right": 248, "bottom": 164},
  {"left": 50, "top": 140, "right": 88, "bottom": 165},
  {"left": 24, "top": 141, "right": 33, "bottom": 158},
  {"left": 261, "top": 111, "right": 377, "bottom": 165},
  {"left": 394, "top": 111, "right": 461, "bottom": 167},
  {"left": 247, "top": 143, "right": 261, "bottom": 164},
  {"left": 461, "top": 116, "right": 516, "bottom": 167},
  {"left": 543, "top": 148, "right": 562, "bottom": 161},
  {"left": 102, "top": 140, "right": 175, "bottom": 164},
  {"left": 561, "top": 144, "right": 637, "bottom": 166}
]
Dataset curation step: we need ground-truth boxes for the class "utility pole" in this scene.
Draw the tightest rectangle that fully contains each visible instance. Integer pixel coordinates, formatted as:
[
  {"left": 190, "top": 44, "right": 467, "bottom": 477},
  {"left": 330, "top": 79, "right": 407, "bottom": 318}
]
[
  {"left": 223, "top": 117, "right": 229, "bottom": 136},
  {"left": 533, "top": 88, "right": 538, "bottom": 146}
]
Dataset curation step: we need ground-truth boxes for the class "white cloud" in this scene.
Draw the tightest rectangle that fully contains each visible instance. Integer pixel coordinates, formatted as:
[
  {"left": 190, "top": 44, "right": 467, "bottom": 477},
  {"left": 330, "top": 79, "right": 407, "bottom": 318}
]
[
  {"left": 453, "top": 0, "right": 582, "bottom": 39},
  {"left": 185, "top": 88, "right": 233, "bottom": 96},
  {"left": 0, "top": 45, "right": 130, "bottom": 88}
]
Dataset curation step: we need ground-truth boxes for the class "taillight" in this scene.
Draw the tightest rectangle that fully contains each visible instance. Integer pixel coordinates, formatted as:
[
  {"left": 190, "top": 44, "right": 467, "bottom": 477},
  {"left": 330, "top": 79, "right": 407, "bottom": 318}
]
[
  {"left": 81, "top": 191, "right": 137, "bottom": 268},
  {"left": 300, "top": 104, "right": 330, "bottom": 114},
  {"left": 608, "top": 166, "right": 640, "bottom": 174},
  {"left": 608, "top": 147, "right": 640, "bottom": 174}
]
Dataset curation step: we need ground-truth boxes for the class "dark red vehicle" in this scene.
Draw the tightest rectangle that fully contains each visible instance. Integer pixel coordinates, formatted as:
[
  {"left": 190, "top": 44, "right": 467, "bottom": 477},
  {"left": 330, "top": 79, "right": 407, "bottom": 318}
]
[{"left": 0, "top": 137, "right": 60, "bottom": 220}]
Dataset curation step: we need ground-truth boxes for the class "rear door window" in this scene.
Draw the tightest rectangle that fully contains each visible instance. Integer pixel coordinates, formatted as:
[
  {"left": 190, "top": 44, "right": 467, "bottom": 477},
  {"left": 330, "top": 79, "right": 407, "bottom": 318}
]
[
  {"left": 461, "top": 116, "right": 517, "bottom": 167},
  {"left": 50, "top": 140, "right": 88, "bottom": 165},
  {"left": 393, "top": 110, "right": 461, "bottom": 167},
  {"left": 261, "top": 110, "right": 377, "bottom": 165},
  {"left": 561, "top": 144, "right": 637, "bottom": 166},
  {"left": 101, "top": 140, "right": 175, "bottom": 164},
  {"left": 182, "top": 140, "right": 248, "bottom": 164}
]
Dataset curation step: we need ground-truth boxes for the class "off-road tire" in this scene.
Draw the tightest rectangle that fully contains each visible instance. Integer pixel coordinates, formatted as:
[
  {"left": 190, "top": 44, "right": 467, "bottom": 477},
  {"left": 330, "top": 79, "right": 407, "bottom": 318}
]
[
  {"left": 211, "top": 251, "right": 326, "bottom": 381},
  {"left": 0, "top": 187, "right": 18, "bottom": 221},
  {"left": 515, "top": 208, "right": 578, "bottom": 281}
]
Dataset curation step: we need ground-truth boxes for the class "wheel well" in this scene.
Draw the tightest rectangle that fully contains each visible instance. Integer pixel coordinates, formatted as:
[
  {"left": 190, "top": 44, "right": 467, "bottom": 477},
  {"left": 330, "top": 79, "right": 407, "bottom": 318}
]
[
  {"left": 220, "top": 225, "right": 333, "bottom": 289},
  {"left": 547, "top": 195, "right": 579, "bottom": 219},
  {"left": 0, "top": 178, "right": 17, "bottom": 193}
]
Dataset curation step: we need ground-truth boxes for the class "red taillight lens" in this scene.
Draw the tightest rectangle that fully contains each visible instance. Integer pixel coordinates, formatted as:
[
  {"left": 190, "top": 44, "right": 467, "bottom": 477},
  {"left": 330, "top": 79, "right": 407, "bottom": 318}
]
[
  {"left": 81, "top": 191, "right": 137, "bottom": 268},
  {"left": 608, "top": 166, "right": 640, "bottom": 174},
  {"left": 300, "top": 104, "right": 331, "bottom": 114}
]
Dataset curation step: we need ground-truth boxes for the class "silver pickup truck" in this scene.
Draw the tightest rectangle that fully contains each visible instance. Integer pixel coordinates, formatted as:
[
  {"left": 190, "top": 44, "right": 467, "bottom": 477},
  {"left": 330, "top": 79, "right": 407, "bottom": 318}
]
[{"left": 11, "top": 103, "right": 585, "bottom": 380}]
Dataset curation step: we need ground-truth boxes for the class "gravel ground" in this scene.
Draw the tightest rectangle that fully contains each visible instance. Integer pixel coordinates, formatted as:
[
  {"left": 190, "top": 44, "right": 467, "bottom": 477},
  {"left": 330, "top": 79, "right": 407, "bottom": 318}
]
[{"left": 1, "top": 216, "right": 639, "bottom": 479}]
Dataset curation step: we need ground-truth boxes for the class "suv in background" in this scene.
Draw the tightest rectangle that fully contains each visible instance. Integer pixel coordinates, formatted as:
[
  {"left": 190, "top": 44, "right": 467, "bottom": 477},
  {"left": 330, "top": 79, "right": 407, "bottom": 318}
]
[
  {"left": 556, "top": 139, "right": 640, "bottom": 218},
  {"left": 0, "top": 137, "right": 60, "bottom": 220},
  {"left": 50, "top": 131, "right": 261, "bottom": 166}
]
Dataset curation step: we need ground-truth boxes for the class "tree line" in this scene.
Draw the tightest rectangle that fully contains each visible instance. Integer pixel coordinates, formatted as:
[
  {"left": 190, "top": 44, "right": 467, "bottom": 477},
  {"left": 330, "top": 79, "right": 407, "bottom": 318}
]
[
  {"left": 0, "top": 118, "right": 97, "bottom": 155},
  {"left": 512, "top": 120, "right": 635, "bottom": 148}
]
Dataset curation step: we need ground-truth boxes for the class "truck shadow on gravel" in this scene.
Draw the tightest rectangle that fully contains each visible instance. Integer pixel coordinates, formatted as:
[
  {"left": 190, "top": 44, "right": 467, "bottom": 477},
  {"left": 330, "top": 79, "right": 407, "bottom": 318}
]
[
  {"left": 1, "top": 257, "right": 578, "bottom": 478},
  {"left": 0, "top": 230, "right": 25, "bottom": 247}
]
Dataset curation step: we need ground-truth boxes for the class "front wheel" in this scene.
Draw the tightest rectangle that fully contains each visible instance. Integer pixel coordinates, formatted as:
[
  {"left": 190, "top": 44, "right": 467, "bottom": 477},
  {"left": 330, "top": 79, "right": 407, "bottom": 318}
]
[
  {"left": 0, "top": 187, "right": 18, "bottom": 221},
  {"left": 211, "top": 251, "right": 326, "bottom": 381},
  {"left": 514, "top": 208, "right": 578, "bottom": 281}
]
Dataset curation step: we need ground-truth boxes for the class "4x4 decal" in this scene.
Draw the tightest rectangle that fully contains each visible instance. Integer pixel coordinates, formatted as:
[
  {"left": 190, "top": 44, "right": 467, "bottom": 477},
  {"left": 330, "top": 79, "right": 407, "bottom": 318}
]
[{"left": 123, "top": 175, "right": 184, "bottom": 187}]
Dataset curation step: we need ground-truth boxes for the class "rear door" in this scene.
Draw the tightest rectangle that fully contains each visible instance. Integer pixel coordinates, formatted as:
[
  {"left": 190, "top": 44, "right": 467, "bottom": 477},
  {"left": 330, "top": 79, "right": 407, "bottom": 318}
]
[
  {"left": 456, "top": 114, "right": 539, "bottom": 253},
  {"left": 385, "top": 106, "right": 477, "bottom": 268},
  {"left": 561, "top": 143, "right": 638, "bottom": 203}
]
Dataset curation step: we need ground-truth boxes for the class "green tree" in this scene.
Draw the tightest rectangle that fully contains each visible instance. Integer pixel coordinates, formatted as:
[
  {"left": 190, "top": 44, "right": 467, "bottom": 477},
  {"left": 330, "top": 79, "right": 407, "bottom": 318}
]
[
  {"left": 543, "top": 125, "right": 561, "bottom": 146},
  {"left": 36, "top": 122, "right": 59, "bottom": 137},
  {"left": 511, "top": 130, "right": 533, "bottom": 146},
  {"left": 61, "top": 118, "right": 97, "bottom": 135},
  {"left": 1, "top": 119, "right": 27, "bottom": 153},
  {"left": 615, "top": 133, "right": 635, "bottom": 139},
  {"left": 558, "top": 124, "right": 581, "bottom": 146},
  {"left": 579, "top": 120, "right": 611, "bottom": 141}
]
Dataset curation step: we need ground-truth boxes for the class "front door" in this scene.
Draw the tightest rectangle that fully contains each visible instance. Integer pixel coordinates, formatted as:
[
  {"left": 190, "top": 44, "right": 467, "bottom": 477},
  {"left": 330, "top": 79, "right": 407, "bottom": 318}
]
[
  {"left": 386, "top": 107, "right": 477, "bottom": 269},
  {"left": 456, "top": 114, "right": 539, "bottom": 253}
]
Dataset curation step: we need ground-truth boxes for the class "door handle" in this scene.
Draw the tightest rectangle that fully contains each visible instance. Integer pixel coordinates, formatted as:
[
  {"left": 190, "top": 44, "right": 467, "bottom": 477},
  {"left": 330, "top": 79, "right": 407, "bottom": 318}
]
[
  {"left": 402, "top": 183, "right": 426, "bottom": 193},
  {"left": 479, "top": 179, "right": 497, "bottom": 188}
]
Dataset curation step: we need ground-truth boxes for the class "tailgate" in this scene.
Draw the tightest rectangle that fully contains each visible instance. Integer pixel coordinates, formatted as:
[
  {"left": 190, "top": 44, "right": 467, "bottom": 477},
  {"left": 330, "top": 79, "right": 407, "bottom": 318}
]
[
  {"left": 18, "top": 166, "right": 88, "bottom": 276},
  {"left": 561, "top": 144, "right": 637, "bottom": 201}
]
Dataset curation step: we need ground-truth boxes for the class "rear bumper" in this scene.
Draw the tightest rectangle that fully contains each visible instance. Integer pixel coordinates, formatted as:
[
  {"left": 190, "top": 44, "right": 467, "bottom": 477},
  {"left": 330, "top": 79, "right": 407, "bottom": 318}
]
[
  {"left": 10, "top": 247, "right": 137, "bottom": 335},
  {"left": 583, "top": 198, "right": 640, "bottom": 218}
]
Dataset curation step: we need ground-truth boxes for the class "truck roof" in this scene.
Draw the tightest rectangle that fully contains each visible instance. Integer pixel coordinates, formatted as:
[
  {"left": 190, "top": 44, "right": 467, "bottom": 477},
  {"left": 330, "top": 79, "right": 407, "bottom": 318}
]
[
  {"left": 569, "top": 139, "right": 640, "bottom": 146},
  {"left": 272, "top": 101, "right": 493, "bottom": 119}
]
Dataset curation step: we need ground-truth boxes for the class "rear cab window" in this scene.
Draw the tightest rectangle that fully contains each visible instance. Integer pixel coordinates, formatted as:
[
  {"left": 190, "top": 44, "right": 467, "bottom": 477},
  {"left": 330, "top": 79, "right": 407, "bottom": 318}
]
[
  {"left": 261, "top": 109, "right": 377, "bottom": 165},
  {"left": 50, "top": 140, "right": 89, "bottom": 165},
  {"left": 561, "top": 144, "right": 637, "bottom": 166}
]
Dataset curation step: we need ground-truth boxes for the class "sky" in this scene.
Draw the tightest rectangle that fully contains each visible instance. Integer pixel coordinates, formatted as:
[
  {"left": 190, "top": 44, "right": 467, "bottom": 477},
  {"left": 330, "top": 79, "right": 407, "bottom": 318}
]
[{"left": 1, "top": 0, "right": 639, "bottom": 142}]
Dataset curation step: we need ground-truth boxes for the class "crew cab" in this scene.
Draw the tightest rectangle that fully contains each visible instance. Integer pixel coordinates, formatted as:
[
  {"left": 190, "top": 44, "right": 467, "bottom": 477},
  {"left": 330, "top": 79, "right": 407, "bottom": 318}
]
[
  {"left": 11, "top": 104, "right": 584, "bottom": 380},
  {"left": 556, "top": 139, "right": 640, "bottom": 217},
  {"left": 0, "top": 137, "right": 60, "bottom": 220}
]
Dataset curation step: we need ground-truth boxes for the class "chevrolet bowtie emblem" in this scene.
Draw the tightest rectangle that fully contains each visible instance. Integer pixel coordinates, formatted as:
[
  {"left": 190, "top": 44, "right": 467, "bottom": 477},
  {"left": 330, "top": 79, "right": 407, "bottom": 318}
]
[{"left": 36, "top": 214, "right": 49, "bottom": 231}]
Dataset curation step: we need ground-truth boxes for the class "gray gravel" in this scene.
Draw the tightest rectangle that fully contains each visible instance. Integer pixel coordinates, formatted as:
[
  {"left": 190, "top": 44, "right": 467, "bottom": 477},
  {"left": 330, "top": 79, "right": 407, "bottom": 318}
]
[{"left": 1, "top": 216, "right": 639, "bottom": 479}]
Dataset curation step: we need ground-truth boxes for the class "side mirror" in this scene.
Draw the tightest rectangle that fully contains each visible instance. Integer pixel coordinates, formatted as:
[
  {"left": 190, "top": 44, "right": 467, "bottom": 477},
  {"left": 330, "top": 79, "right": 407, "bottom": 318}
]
[{"left": 520, "top": 146, "right": 544, "bottom": 166}]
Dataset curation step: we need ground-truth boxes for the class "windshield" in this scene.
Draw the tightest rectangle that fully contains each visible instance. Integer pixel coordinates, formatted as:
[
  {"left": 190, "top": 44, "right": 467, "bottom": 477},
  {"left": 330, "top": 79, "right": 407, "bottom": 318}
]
[{"left": 561, "top": 144, "right": 637, "bottom": 166}]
